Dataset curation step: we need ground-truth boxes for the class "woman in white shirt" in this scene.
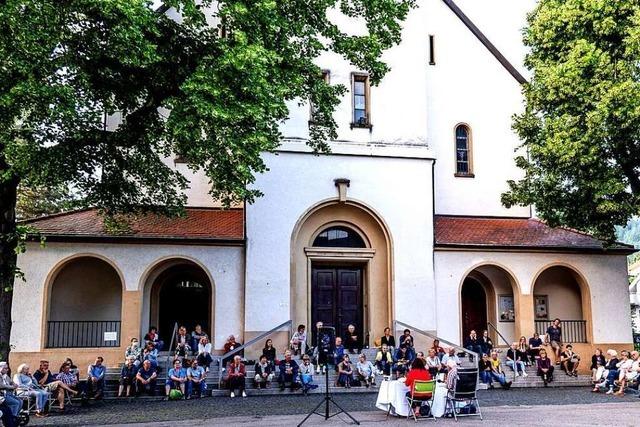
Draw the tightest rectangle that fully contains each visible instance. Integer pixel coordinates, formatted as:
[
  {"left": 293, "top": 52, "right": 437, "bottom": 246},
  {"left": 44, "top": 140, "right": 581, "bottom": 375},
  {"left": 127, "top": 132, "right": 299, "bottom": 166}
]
[
  {"left": 13, "top": 364, "right": 50, "bottom": 417},
  {"left": 196, "top": 336, "right": 213, "bottom": 370}
]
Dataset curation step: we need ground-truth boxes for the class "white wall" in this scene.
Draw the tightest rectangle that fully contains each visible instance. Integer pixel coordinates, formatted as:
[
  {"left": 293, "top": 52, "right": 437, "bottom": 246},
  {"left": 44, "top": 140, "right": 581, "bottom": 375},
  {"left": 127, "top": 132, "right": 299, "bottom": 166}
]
[
  {"left": 245, "top": 142, "right": 436, "bottom": 333},
  {"left": 434, "top": 251, "right": 632, "bottom": 345},
  {"left": 13, "top": 242, "right": 244, "bottom": 351}
]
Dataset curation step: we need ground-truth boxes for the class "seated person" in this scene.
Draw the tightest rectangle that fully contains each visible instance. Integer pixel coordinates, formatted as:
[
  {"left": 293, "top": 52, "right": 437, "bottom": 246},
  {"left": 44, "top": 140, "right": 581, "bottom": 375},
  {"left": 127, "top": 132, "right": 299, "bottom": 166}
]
[
  {"left": 136, "top": 360, "right": 158, "bottom": 396},
  {"left": 196, "top": 336, "right": 213, "bottom": 370},
  {"left": 144, "top": 326, "right": 164, "bottom": 352},
  {"left": 560, "top": 344, "right": 580, "bottom": 377},
  {"left": 63, "top": 358, "right": 80, "bottom": 381},
  {"left": 528, "top": 332, "right": 543, "bottom": 361},
  {"left": 479, "top": 353, "right": 493, "bottom": 386},
  {"left": 375, "top": 344, "right": 394, "bottom": 376},
  {"left": 603, "top": 350, "right": 632, "bottom": 395},
  {"left": 593, "top": 349, "right": 619, "bottom": 392},
  {"left": 33, "top": 360, "right": 73, "bottom": 410},
  {"left": 0, "top": 362, "right": 22, "bottom": 423},
  {"left": 262, "top": 339, "right": 277, "bottom": 372},
  {"left": 165, "top": 359, "right": 187, "bottom": 399},
  {"left": 290, "top": 324, "right": 307, "bottom": 356},
  {"left": 56, "top": 362, "right": 82, "bottom": 396},
  {"left": 404, "top": 358, "right": 432, "bottom": 419},
  {"left": 356, "top": 353, "right": 376, "bottom": 387},
  {"left": 464, "top": 330, "right": 483, "bottom": 356},
  {"left": 399, "top": 329, "right": 415, "bottom": 361},
  {"left": 615, "top": 350, "right": 640, "bottom": 395},
  {"left": 590, "top": 348, "right": 606, "bottom": 384},
  {"left": 124, "top": 338, "right": 142, "bottom": 367},
  {"left": 537, "top": 349, "right": 554, "bottom": 386},
  {"left": 223, "top": 335, "right": 243, "bottom": 368},
  {"left": 441, "top": 347, "right": 460, "bottom": 368},
  {"left": 333, "top": 337, "right": 346, "bottom": 370},
  {"left": 344, "top": 324, "right": 360, "bottom": 355},
  {"left": 445, "top": 359, "right": 459, "bottom": 391},
  {"left": 381, "top": 327, "right": 396, "bottom": 350},
  {"left": 14, "top": 363, "right": 51, "bottom": 417},
  {"left": 430, "top": 339, "right": 445, "bottom": 360},
  {"left": 0, "top": 396, "right": 19, "bottom": 427},
  {"left": 174, "top": 326, "right": 192, "bottom": 360},
  {"left": 506, "top": 343, "right": 527, "bottom": 377},
  {"left": 517, "top": 336, "right": 531, "bottom": 366},
  {"left": 254, "top": 355, "right": 274, "bottom": 389},
  {"left": 118, "top": 357, "right": 137, "bottom": 397},
  {"left": 488, "top": 351, "right": 512, "bottom": 389},
  {"left": 278, "top": 350, "right": 300, "bottom": 391},
  {"left": 337, "top": 354, "right": 354, "bottom": 388},
  {"left": 190, "top": 325, "right": 208, "bottom": 355},
  {"left": 227, "top": 355, "right": 247, "bottom": 398},
  {"left": 393, "top": 346, "right": 411, "bottom": 378},
  {"left": 425, "top": 349, "right": 442, "bottom": 377},
  {"left": 186, "top": 359, "right": 207, "bottom": 398},
  {"left": 142, "top": 341, "right": 159, "bottom": 370},
  {"left": 86, "top": 356, "right": 106, "bottom": 399},
  {"left": 299, "top": 355, "right": 318, "bottom": 394},
  {"left": 480, "top": 330, "right": 493, "bottom": 355}
]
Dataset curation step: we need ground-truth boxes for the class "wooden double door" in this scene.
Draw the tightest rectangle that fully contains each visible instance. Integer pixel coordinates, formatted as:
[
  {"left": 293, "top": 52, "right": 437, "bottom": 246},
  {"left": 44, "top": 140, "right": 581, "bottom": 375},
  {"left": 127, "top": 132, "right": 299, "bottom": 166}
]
[{"left": 311, "top": 266, "right": 363, "bottom": 344}]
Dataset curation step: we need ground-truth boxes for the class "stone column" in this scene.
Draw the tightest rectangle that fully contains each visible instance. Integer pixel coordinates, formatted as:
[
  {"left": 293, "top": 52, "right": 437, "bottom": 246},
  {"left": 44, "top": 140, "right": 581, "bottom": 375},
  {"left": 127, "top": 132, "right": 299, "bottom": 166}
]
[
  {"left": 120, "top": 290, "right": 142, "bottom": 359},
  {"left": 515, "top": 293, "right": 535, "bottom": 339}
]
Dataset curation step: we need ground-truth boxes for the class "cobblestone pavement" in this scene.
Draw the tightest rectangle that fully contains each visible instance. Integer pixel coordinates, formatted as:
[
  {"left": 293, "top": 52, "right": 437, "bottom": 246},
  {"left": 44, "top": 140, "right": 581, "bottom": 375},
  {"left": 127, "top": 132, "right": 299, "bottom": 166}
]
[{"left": 29, "top": 388, "right": 639, "bottom": 426}]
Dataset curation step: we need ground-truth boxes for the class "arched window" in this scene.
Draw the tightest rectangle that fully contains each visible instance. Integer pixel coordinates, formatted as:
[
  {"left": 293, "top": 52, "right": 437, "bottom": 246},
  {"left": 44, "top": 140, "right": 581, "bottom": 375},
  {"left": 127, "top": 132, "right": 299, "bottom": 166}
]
[
  {"left": 312, "top": 226, "right": 366, "bottom": 248},
  {"left": 455, "top": 124, "right": 473, "bottom": 177}
]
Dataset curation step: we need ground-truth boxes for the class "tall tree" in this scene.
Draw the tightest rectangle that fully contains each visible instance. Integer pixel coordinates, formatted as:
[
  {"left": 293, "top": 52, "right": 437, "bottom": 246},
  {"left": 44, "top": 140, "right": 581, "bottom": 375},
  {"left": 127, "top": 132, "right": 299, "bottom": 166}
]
[
  {"left": 502, "top": 0, "right": 640, "bottom": 241},
  {"left": 0, "top": 0, "right": 414, "bottom": 360}
]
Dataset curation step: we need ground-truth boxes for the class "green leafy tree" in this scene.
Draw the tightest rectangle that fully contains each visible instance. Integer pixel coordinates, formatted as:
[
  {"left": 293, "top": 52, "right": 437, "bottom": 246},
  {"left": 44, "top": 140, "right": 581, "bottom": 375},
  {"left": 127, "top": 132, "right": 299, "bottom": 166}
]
[
  {"left": 0, "top": 0, "right": 414, "bottom": 360},
  {"left": 502, "top": 1, "right": 640, "bottom": 241},
  {"left": 16, "top": 184, "right": 83, "bottom": 220}
]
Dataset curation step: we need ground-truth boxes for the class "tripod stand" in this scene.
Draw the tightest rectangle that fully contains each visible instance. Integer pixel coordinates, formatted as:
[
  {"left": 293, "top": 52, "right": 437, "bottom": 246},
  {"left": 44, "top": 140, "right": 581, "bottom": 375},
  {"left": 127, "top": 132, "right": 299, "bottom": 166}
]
[{"left": 297, "top": 363, "right": 360, "bottom": 426}]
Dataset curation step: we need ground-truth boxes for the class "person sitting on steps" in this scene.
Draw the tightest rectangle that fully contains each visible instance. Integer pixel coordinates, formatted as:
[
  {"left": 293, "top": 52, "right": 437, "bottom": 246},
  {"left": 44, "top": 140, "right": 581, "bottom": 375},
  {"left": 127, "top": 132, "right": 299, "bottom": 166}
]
[
  {"left": 381, "top": 327, "right": 396, "bottom": 351},
  {"left": 190, "top": 325, "right": 208, "bottom": 355},
  {"left": 488, "top": 351, "right": 512, "bottom": 389},
  {"left": 356, "top": 353, "right": 376, "bottom": 388},
  {"left": 375, "top": 343, "right": 394, "bottom": 376},
  {"left": 464, "top": 330, "right": 483, "bottom": 358},
  {"left": 124, "top": 338, "right": 142, "bottom": 367},
  {"left": 399, "top": 329, "right": 415, "bottom": 361},
  {"left": 262, "top": 339, "right": 277, "bottom": 372},
  {"left": 254, "top": 355, "right": 274, "bottom": 390},
  {"left": 165, "top": 359, "right": 187, "bottom": 400},
  {"left": 186, "top": 359, "right": 207, "bottom": 399},
  {"left": 537, "top": 349, "right": 554, "bottom": 387},
  {"left": 560, "top": 344, "right": 581, "bottom": 377},
  {"left": 506, "top": 343, "right": 528, "bottom": 377},
  {"left": 118, "top": 357, "right": 137, "bottom": 397},
  {"left": 226, "top": 355, "right": 247, "bottom": 398},
  {"left": 86, "top": 356, "right": 106, "bottom": 399},
  {"left": 278, "top": 350, "right": 299, "bottom": 392},
  {"left": 290, "top": 324, "right": 307, "bottom": 356},
  {"left": 299, "top": 355, "right": 318, "bottom": 395},
  {"left": 196, "top": 336, "right": 213, "bottom": 371},
  {"left": 135, "top": 360, "right": 158, "bottom": 396},
  {"left": 528, "top": 332, "right": 544, "bottom": 361},
  {"left": 333, "top": 337, "right": 346, "bottom": 371},
  {"left": 144, "top": 326, "right": 164, "bottom": 352},
  {"left": 337, "top": 354, "right": 354, "bottom": 388},
  {"left": 344, "top": 324, "right": 360, "bottom": 355}
]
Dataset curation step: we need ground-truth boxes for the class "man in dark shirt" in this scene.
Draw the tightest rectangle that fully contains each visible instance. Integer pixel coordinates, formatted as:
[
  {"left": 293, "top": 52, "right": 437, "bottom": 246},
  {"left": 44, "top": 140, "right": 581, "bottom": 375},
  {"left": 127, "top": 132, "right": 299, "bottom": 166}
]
[
  {"left": 278, "top": 350, "right": 299, "bottom": 391},
  {"left": 136, "top": 360, "right": 158, "bottom": 396},
  {"left": 545, "top": 319, "right": 562, "bottom": 364},
  {"left": 464, "top": 330, "right": 483, "bottom": 359}
]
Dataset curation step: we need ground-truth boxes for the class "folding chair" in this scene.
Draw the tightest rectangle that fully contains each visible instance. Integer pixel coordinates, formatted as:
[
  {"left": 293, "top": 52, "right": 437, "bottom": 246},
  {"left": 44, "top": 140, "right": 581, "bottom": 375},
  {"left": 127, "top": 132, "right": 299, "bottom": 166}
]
[
  {"left": 444, "top": 368, "right": 482, "bottom": 421},
  {"left": 405, "top": 379, "right": 437, "bottom": 422}
]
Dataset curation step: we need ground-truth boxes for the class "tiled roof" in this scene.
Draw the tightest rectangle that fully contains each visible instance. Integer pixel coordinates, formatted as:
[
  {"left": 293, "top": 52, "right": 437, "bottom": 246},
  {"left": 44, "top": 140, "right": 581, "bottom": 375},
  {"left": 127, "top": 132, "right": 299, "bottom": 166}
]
[
  {"left": 22, "top": 208, "right": 244, "bottom": 243},
  {"left": 435, "top": 215, "right": 633, "bottom": 253}
]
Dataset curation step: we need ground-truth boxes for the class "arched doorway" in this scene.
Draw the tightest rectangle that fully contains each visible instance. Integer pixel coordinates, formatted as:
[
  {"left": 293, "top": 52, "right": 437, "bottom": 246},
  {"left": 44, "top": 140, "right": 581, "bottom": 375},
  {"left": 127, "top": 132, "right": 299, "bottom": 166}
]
[
  {"left": 460, "top": 264, "right": 518, "bottom": 345},
  {"left": 46, "top": 256, "right": 123, "bottom": 348},
  {"left": 532, "top": 265, "right": 590, "bottom": 343},
  {"left": 145, "top": 259, "right": 213, "bottom": 340}
]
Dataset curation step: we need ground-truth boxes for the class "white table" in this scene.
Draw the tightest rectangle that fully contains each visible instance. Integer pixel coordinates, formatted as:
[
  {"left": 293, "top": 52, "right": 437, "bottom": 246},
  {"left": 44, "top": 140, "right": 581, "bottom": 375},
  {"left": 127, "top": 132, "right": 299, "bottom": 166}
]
[{"left": 376, "top": 379, "right": 449, "bottom": 418}]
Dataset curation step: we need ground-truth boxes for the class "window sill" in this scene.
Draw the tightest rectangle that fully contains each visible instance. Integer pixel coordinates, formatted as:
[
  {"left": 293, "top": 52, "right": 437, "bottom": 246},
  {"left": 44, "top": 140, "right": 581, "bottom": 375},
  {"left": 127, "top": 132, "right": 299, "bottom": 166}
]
[
  {"left": 350, "top": 123, "right": 373, "bottom": 130},
  {"left": 454, "top": 173, "right": 475, "bottom": 178}
]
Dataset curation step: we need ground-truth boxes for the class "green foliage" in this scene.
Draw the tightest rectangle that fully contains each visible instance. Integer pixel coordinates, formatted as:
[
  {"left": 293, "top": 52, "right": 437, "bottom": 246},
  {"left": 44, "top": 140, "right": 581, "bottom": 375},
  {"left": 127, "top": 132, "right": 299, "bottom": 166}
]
[
  {"left": 16, "top": 184, "right": 83, "bottom": 220},
  {"left": 616, "top": 217, "right": 640, "bottom": 248},
  {"left": 503, "top": 1, "right": 640, "bottom": 241},
  {"left": 0, "top": 0, "right": 414, "bottom": 214}
]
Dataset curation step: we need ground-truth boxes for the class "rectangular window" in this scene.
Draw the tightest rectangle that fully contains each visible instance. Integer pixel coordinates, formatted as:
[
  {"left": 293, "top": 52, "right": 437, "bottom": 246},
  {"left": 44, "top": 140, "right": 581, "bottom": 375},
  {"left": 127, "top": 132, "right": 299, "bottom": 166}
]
[
  {"left": 309, "top": 70, "right": 330, "bottom": 123},
  {"left": 351, "top": 73, "right": 371, "bottom": 128},
  {"left": 428, "top": 35, "right": 436, "bottom": 65}
]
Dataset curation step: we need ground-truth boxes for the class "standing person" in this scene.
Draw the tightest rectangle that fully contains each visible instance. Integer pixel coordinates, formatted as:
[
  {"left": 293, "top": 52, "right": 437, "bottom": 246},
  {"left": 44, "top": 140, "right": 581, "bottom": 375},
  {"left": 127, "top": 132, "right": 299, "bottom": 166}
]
[
  {"left": 14, "top": 364, "right": 51, "bottom": 417},
  {"left": 135, "top": 360, "right": 158, "bottom": 396},
  {"left": 86, "top": 356, "right": 106, "bottom": 399},
  {"left": 186, "top": 360, "right": 207, "bottom": 399},
  {"left": 254, "top": 355, "right": 274, "bottom": 389},
  {"left": 381, "top": 327, "right": 396, "bottom": 350},
  {"left": 118, "top": 357, "right": 137, "bottom": 397},
  {"left": 278, "top": 350, "right": 300, "bottom": 392},
  {"left": 506, "top": 343, "right": 528, "bottom": 377},
  {"left": 528, "top": 332, "right": 544, "bottom": 361},
  {"left": 125, "top": 338, "right": 142, "bottom": 367},
  {"left": 344, "top": 324, "right": 360, "bottom": 355},
  {"left": 590, "top": 348, "right": 606, "bottom": 383},
  {"left": 227, "top": 355, "right": 247, "bottom": 398},
  {"left": 480, "top": 330, "right": 493, "bottom": 355},
  {"left": 537, "top": 349, "right": 554, "bottom": 386},
  {"left": 545, "top": 318, "right": 563, "bottom": 364},
  {"left": 464, "top": 330, "right": 483, "bottom": 356},
  {"left": 165, "top": 359, "right": 187, "bottom": 400},
  {"left": 375, "top": 343, "right": 394, "bottom": 376},
  {"left": 399, "top": 329, "right": 415, "bottom": 361},
  {"left": 337, "top": 354, "right": 354, "bottom": 388},
  {"left": 196, "top": 336, "right": 213, "bottom": 371},
  {"left": 299, "top": 355, "right": 318, "bottom": 395},
  {"left": 489, "top": 351, "right": 512, "bottom": 389},
  {"left": 290, "top": 324, "right": 307, "bottom": 356},
  {"left": 190, "top": 325, "right": 208, "bottom": 355},
  {"left": 560, "top": 344, "right": 581, "bottom": 377},
  {"left": 356, "top": 353, "right": 376, "bottom": 388},
  {"left": 0, "top": 362, "right": 22, "bottom": 422},
  {"left": 262, "top": 339, "right": 277, "bottom": 372},
  {"left": 144, "top": 326, "right": 164, "bottom": 351}
]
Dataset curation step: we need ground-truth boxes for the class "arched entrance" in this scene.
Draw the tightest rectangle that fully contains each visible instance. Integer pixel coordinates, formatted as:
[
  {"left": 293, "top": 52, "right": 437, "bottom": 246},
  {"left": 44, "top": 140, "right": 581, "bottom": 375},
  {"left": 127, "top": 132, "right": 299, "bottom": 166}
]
[
  {"left": 143, "top": 259, "right": 213, "bottom": 339},
  {"left": 460, "top": 264, "right": 518, "bottom": 345},
  {"left": 46, "top": 256, "right": 123, "bottom": 348},
  {"left": 291, "top": 200, "right": 392, "bottom": 347}
]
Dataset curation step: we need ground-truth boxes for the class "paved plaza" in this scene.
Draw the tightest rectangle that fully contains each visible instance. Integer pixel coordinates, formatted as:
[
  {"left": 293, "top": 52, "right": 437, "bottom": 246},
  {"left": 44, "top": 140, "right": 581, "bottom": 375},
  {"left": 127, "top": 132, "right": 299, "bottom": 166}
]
[{"left": 28, "top": 387, "right": 639, "bottom": 426}]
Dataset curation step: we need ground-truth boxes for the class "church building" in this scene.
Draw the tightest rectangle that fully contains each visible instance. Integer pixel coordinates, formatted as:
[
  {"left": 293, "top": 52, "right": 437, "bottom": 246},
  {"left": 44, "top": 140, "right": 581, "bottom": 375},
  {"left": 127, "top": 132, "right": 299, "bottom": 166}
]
[{"left": 9, "top": 0, "right": 635, "bottom": 369}]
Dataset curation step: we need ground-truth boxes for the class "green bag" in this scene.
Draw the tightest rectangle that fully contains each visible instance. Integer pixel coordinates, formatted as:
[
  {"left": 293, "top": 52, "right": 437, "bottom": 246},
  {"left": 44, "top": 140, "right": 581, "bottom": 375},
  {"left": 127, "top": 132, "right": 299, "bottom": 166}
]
[{"left": 168, "top": 389, "right": 183, "bottom": 400}]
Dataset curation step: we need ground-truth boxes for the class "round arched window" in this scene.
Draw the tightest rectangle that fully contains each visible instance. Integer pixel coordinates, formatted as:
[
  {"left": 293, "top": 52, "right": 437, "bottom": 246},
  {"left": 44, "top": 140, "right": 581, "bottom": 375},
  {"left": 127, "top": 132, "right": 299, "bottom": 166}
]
[{"left": 312, "top": 226, "right": 366, "bottom": 248}]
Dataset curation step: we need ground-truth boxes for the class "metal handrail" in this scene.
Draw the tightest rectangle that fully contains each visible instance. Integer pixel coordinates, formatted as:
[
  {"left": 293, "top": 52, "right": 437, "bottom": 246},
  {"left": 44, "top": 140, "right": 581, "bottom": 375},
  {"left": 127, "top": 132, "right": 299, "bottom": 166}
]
[
  {"left": 392, "top": 320, "right": 479, "bottom": 366},
  {"left": 487, "top": 321, "right": 516, "bottom": 382},
  {"left": 165, "top": 322, "right": 179, "bottom": 366}
]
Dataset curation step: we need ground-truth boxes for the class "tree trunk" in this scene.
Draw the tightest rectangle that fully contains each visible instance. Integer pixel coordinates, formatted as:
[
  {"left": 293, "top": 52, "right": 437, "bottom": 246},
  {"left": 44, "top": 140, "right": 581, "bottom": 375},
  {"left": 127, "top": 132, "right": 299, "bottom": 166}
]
[{"left": 0, "top": 164, "right": 19, "bottom": 361}]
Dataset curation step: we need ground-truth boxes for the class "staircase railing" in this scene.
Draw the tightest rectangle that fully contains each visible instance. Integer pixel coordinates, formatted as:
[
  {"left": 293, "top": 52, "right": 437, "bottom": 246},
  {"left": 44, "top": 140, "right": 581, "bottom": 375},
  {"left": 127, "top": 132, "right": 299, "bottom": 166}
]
[
  {"left": 487, "top": 321, "right": 516, "bottom": 382},
  {"left": 217, "top": 320, "right": 292, "bottom": 387},
  {"left": 392, "top": 320, "right": 479, "bottom": 369},
  {"left": 165, "top": 322, "right": 179, "bottom": 366}
]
